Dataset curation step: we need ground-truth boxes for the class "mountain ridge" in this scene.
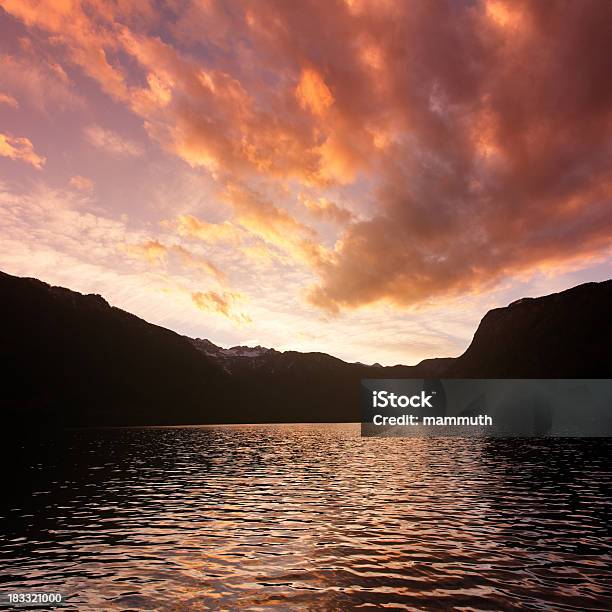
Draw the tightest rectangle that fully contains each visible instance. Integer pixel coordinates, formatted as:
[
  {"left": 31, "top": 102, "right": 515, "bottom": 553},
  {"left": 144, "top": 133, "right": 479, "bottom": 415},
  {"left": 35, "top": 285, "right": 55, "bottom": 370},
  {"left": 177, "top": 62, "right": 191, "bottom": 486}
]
[{"left": 1, "top": 270, "right": 611, "bottom": 426}]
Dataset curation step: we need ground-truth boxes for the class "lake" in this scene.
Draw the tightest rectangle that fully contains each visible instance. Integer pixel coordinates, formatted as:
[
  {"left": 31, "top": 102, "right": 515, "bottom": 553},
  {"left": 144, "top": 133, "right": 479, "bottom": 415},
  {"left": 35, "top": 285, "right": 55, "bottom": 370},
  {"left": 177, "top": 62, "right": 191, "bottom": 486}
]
[{"left": 1, "top": 424, "right": 610, "bottom": 610}]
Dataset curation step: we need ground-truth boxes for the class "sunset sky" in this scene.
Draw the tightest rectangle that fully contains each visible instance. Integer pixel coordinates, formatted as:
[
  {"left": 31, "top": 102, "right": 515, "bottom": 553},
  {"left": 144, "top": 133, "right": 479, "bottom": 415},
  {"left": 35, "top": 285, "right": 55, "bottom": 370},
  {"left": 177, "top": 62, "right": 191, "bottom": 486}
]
[{"left": 1, "top": 0, "right": 611, "bottom": 365}]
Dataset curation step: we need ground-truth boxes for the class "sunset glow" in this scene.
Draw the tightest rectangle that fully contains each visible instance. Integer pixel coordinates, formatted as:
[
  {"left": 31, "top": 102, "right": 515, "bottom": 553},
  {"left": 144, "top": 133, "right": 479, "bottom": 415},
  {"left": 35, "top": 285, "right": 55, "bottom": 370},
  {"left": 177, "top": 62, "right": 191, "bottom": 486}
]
[{"left": 1, "top": 0, "right": 611, "bottom": 364}]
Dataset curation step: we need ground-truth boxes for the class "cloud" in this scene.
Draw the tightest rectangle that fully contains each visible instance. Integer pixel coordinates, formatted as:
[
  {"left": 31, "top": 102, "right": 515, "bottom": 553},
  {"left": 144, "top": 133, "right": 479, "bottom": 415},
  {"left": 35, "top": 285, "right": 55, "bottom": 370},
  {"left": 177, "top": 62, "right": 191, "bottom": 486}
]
[
  {"left": 239, "top": 243, "right": 290, "bottom": 266},
  {"left": 0, "top": 53, "right": 82, "bottom": 112},
  {"left": 222, "top": 183, "right": 329, "bottom": 267},
  {"left": 170, "top": 184, "right": 328, "bottom": 267},
  {"left": 124, "top": 239, "right": 227, "bottom": 283},
  {"left": 0, "top": 92, "right": 18, "bottom": 108},
  {"left": 0, "top": 181, "right": 134, "bottom": 271},
  {"left": 173, "top": 214, "right": 243, "bottom": 244},
  {"left": 125, "top": 239, "right": 167, "bottom": 264},
  {"left": 0, "top": 180, "right": 238, "bottom": 328},
  {"left": 84, "top": 125, "right": 143, "bottom": 157},
  {"left": 191, "top": 290, "right": 251, "bottom": 325},
  {"left": 0, "top": 0, "right": 130, "bottom": 101},
  {"left": 302, "top": 0, "right": 612, "bottom": 311},
  {"left": 0, "top": 179, "right": 247, "bottom": 346},
  {"left": 3, "top": 0, "right": 612, "bottom": 315},
  {"left": 171, "top": 244, "right": 227, "bottom": 284},
  {"left": 224, "top": 183, "right": 312, "bottom": 243},
  {"left": 299, "top": 194, "right": 354, "bottom": 225},
  {"left": 0, "top": 0, "right": 358, "bottom": 184},
  {"left": 0, "top": 132, "right": 45, "bottom": 168},
  {"left": 69, "top": 175, "right": 94, "bottom": 191},
  {"left": 295, "top": 68, "right": 334, "bottom": 116}
]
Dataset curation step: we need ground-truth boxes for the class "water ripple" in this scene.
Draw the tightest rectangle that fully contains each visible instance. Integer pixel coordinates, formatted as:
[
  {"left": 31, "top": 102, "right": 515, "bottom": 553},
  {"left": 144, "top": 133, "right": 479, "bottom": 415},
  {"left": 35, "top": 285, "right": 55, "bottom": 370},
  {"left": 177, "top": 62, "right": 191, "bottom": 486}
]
[{"left": 1, "top": 425, "right": 610, "bottom": 610}]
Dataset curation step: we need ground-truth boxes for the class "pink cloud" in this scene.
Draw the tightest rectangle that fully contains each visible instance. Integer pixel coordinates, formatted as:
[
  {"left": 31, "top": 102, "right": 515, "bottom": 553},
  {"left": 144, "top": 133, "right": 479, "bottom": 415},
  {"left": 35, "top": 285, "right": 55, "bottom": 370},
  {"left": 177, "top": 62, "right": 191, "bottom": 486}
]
[
  {"left": 84, "top": 125, "right": 143, "bottom": 157},
  {"left": 69, "top": 175, "right": 94, "bottom": 191}
]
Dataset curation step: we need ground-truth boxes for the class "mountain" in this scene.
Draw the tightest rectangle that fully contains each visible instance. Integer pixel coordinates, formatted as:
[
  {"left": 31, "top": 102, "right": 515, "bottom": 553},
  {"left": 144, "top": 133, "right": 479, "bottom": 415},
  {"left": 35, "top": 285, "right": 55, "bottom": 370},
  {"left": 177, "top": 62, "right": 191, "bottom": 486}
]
[
  {"left": 0, "top": 271, "right": 229, "bottom": 426},
  {"left": 190, "top": 338, "right": 278, "bottom": 373},
  {"left": 445, "top": 280, "right": 612, "bottom": 377},
  {"left": 1, "top": 270, "right": 611, "bottom": 426}
]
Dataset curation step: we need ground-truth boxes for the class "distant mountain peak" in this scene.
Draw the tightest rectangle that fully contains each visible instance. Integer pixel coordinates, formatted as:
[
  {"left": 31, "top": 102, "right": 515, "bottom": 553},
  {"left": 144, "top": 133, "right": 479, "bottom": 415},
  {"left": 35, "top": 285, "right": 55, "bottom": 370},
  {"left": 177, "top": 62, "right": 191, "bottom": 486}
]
[{"left": 189, "top": 337, "right": 277, "bottom": 372}]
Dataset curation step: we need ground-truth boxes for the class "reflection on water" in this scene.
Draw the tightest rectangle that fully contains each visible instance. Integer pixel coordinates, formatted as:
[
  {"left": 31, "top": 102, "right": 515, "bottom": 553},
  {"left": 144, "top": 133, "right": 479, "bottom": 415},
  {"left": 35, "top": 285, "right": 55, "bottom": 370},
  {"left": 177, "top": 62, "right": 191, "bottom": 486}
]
[{"left": 1, "top": 425, "right": 610, "bottom": 610}]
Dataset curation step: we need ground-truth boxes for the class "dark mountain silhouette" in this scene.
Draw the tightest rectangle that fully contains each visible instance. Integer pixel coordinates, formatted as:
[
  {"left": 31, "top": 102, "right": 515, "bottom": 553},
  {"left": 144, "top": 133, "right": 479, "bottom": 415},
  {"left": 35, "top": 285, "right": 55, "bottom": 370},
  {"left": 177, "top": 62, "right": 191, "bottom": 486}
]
[
  {"left": 1, "top": 270, "right": 610, "bottom": 426},
  {"left": 0, "top": 271, "right": 228, "bottom": 426},
  {"left": 445, "top": 282, "right": 612, "bottom": 377}
]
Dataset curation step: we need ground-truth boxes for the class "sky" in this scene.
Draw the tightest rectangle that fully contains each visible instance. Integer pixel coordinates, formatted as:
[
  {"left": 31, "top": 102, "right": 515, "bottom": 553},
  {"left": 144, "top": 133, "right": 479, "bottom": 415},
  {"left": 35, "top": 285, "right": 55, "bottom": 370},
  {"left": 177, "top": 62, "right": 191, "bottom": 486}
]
[{"left": 0, "top": 0, "right": 611, "bottom": 365}]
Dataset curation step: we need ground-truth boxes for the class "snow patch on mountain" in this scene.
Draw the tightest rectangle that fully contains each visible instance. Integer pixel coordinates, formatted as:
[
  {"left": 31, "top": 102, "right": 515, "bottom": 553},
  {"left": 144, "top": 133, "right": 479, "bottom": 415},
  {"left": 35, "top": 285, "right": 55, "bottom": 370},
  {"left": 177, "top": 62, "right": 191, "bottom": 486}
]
[{"left": 190, "top": 338, "right": 275, "bottom": 361}]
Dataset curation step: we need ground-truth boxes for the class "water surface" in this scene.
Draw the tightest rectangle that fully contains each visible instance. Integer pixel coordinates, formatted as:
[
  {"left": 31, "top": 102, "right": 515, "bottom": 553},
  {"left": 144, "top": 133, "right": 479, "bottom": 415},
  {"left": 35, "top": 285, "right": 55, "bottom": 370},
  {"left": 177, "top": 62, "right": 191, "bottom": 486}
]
[{"left": 1, "top": 425, "right": 610, "bottom": 610}]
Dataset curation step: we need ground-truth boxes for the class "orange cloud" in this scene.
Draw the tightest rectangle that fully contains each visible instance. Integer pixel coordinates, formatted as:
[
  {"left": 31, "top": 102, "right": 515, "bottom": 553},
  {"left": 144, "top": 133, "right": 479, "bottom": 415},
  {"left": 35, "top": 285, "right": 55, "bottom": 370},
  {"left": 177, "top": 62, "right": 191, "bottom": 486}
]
[
  {"left": 0, "top": 92, "right": 18, "bottom": 107},
  {"left": 191, "top": 290, "right": 251, "bottom": 325},
  {"left": 4, "top": 0, "right": 612, "bottom": 315},
  {"left": 0, "top": 1, "right": 129, "bottom": 101},
  {"left": 485, "top": 0, "right": 525, "bottom": 30},
  {"left": 0, "top": 0, "right": 366, "bottom": 186},
  {"left": 0, "top": 132, "right": 45, "bottom": 168},
  {"left": 223, "top": 183, "right": 328, "bottom": 266},
  {"left": 172, "top": 185, "right": 329, "bottom": 268},
  {"left": 124, "top": 238, "right": 227, "bottom": 284},
  {"left": 125, "top": 239, "right": 167, "bottom": 264},
  {"left": 173, "top": 214, "right": 242, "bottom": 244},
  {"left": 225, "top": 183, "right": 311, "bottom": 242},
  {"left": 299, "top": 194, "right": 354, "bottom": 226},
  {"left": 295, "top": 68, "right": 334, "bottom": 116}
]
